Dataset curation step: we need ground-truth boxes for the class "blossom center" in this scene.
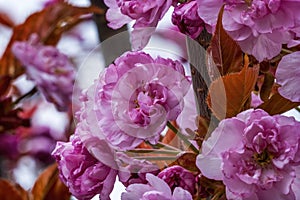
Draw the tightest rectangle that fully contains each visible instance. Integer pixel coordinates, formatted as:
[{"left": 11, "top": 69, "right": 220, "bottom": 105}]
[
  {"left": 129, "top": 83, "right": 168, "bottom": 126},
  {"left": 244, "top": 0, "right": 252, "bottom": 6},
  {"left": 253, "top": 149, "right": 272, "bottom": 167}
]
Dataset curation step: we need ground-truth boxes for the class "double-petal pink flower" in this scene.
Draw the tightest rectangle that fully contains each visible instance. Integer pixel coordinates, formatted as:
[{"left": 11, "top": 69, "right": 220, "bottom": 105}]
[
  {"left": 197, "top": 0, "right": 300, "bottom": 62},
  {"left": 104, "top": 0, "right": 173, "bottom": 49},
  {"left": 197, "top": 109, "right": 300, "bottom": 199},
  {"left": 81, "top": 51, "right": 190, "bottom": 150}
]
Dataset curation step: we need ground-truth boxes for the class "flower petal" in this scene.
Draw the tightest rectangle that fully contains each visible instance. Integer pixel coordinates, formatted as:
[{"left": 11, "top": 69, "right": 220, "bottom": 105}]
[{"left": 276, "top": 51, "right": 300, "bottom": 102}]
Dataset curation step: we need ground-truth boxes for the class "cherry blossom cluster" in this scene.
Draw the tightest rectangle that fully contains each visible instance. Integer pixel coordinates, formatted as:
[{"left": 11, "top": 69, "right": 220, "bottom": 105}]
[{"left": 45, "top": 0, "right": 300, "bottom": 200}]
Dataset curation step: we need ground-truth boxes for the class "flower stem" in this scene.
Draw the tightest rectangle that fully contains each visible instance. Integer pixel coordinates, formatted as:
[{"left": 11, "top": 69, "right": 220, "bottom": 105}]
[
  {"left": 167, "top": 121, "right": 199, "bottom": 154},
  {"left": 13, "top": 87, "right": 37, "bottom": 105},
  {"left": 211, "top": 188, "right": 225, "bottom": 200},
  {"left": 156, "top": 141, "right": 182, "bottom": 151},
  {"left": 127, "top": 149, "right": 180, "bottom": 155},
  {"left": 281, "top": 48, "right": 293, "bottom": 54},
  {"left": 133, "top": 156, "right": 178, "bottom": 161}
]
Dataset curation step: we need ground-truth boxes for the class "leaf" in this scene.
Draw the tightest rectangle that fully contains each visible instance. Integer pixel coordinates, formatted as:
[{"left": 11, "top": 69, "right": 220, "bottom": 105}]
[
  {"left": 259, "top": 72, "right": 274, "bottom": 101},
  {"left": 0, "top": 12, "right": 15, "bottom": 27},
  {"left": 44, "top": 177, "right": 70, "bottom": 200},
  {"left": 0, "top": 179, "right": 28, "bottom": 200},
  {"left": 0, "top": 2, "right": 103, "bottom": 78},
  {"left": 193, "top": 116, "right": 210, "bottom": 148},
  {"left": 171, "top": 152, "right": 198, "bottom": 172},
  {"left": 207, "top": 62, "right": 259, "bottom": 120},
  {"left": 209, "top": 5, "right": 243, "bottom": 75},
  {"left": 31, "top": 163, "right": 70, "bottom": 200},
  {"left": 0, "top": 97, "right": 30, "bottom": 133},
  {"left": 258, "top": 93, "right": 300, "bottom": 115},
  {"left": 0, "top": 75, "right": 12, "bottom": 97}
]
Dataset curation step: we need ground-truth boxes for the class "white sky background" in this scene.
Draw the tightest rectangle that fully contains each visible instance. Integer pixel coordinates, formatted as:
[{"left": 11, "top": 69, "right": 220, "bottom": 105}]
[{"left": 0, "top": 1, "right": 299, "bottom": 200}]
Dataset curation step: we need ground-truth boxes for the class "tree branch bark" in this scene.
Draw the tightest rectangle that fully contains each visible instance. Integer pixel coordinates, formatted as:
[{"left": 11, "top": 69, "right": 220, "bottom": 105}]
[{"left": 186, "top": 29, "right": 212, "bottom": 119}]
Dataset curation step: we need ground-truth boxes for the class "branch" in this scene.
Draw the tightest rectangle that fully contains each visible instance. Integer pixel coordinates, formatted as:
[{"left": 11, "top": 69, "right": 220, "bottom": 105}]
[{"left": 186, "top": 29, "right": 212, "bottom": 119}]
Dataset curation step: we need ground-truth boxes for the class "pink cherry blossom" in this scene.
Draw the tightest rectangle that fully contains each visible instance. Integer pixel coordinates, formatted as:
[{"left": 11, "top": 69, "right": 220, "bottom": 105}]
[
  {"left": 75, "top": 81, "right": 161, "bottom": 179},
  {"left": 121, "top": 173, "right": 193, "bottom": 200},
  {"left": 104, "top": 0, "right": 173, "bottom": 49},
  {"left": 172, "top": 0, "right": 205, "bottom": 39},
  {"left": 197, "top": 109, "right": 300, "bottom": 199},
  {"left": 79, "top": 51, "right": 190, "bottom": 150},
  {"left": 251, "top": 92, "right": 263, "bottom": 108},
  {"left": 276, "top": 51, "right": 300, "bottom": 102},
  {"left": 158, "top": 165, "right": 196, "bottom": 196},
  {"left": 197, "top": 0, "right": 300, "bottom": 62},
  {"left": 52, "top": 134, "right": 118, "bottom": 200},
  {"left": 12, "top": 34, "right": 75, "bottom": 111}
]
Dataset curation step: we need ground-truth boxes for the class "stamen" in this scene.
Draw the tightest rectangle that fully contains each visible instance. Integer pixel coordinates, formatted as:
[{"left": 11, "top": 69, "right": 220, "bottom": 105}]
[
  {"left": 253, "top": 150, "right": 273, "bottom": 167},
  {"left": 245, "top": 0, "right": 252, "bottom": 6}
]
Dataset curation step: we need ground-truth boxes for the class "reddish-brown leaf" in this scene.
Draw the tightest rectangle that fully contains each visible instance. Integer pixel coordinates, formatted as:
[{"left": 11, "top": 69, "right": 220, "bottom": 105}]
[
  {"left": 0, "top": 75, "right": 12, "bottom": 97},
  {"left": 0, "top": 2, "right": 103, "bottom": 78},
  {"left": 170, "top": 152, "right": 198, "bottom": 172},
  {"left": 0, "top": 179, "right": 29, "bottom": 200},
  {"left": 31, "top": 163, "right": 70, "bottom": 200},
  {"left": 209, "top": 5, "right": 243, "bottom": 75},
  {"left": 44, "top": 177, "right": 70, "bottom": 200},
  {"left": 258, "top": 93, "right": 300, "bottom": 115},
  {"left": 207, "top": 63, "right": 259, "bottom": 120},
  {"left": 194, "top": 116, "right": 214, "bottom": 148},
  {"left": 259, "top": 72, "right": 274, "bottom": 101},
  {"left": 15, "top": 184, "right": 29, "bottom": 200},
  {"left": 0, "top": 97, "right": 30, "bottom": 133},
  {"left": 0, "top": 12, "right": 15, "bottom": 28}
]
